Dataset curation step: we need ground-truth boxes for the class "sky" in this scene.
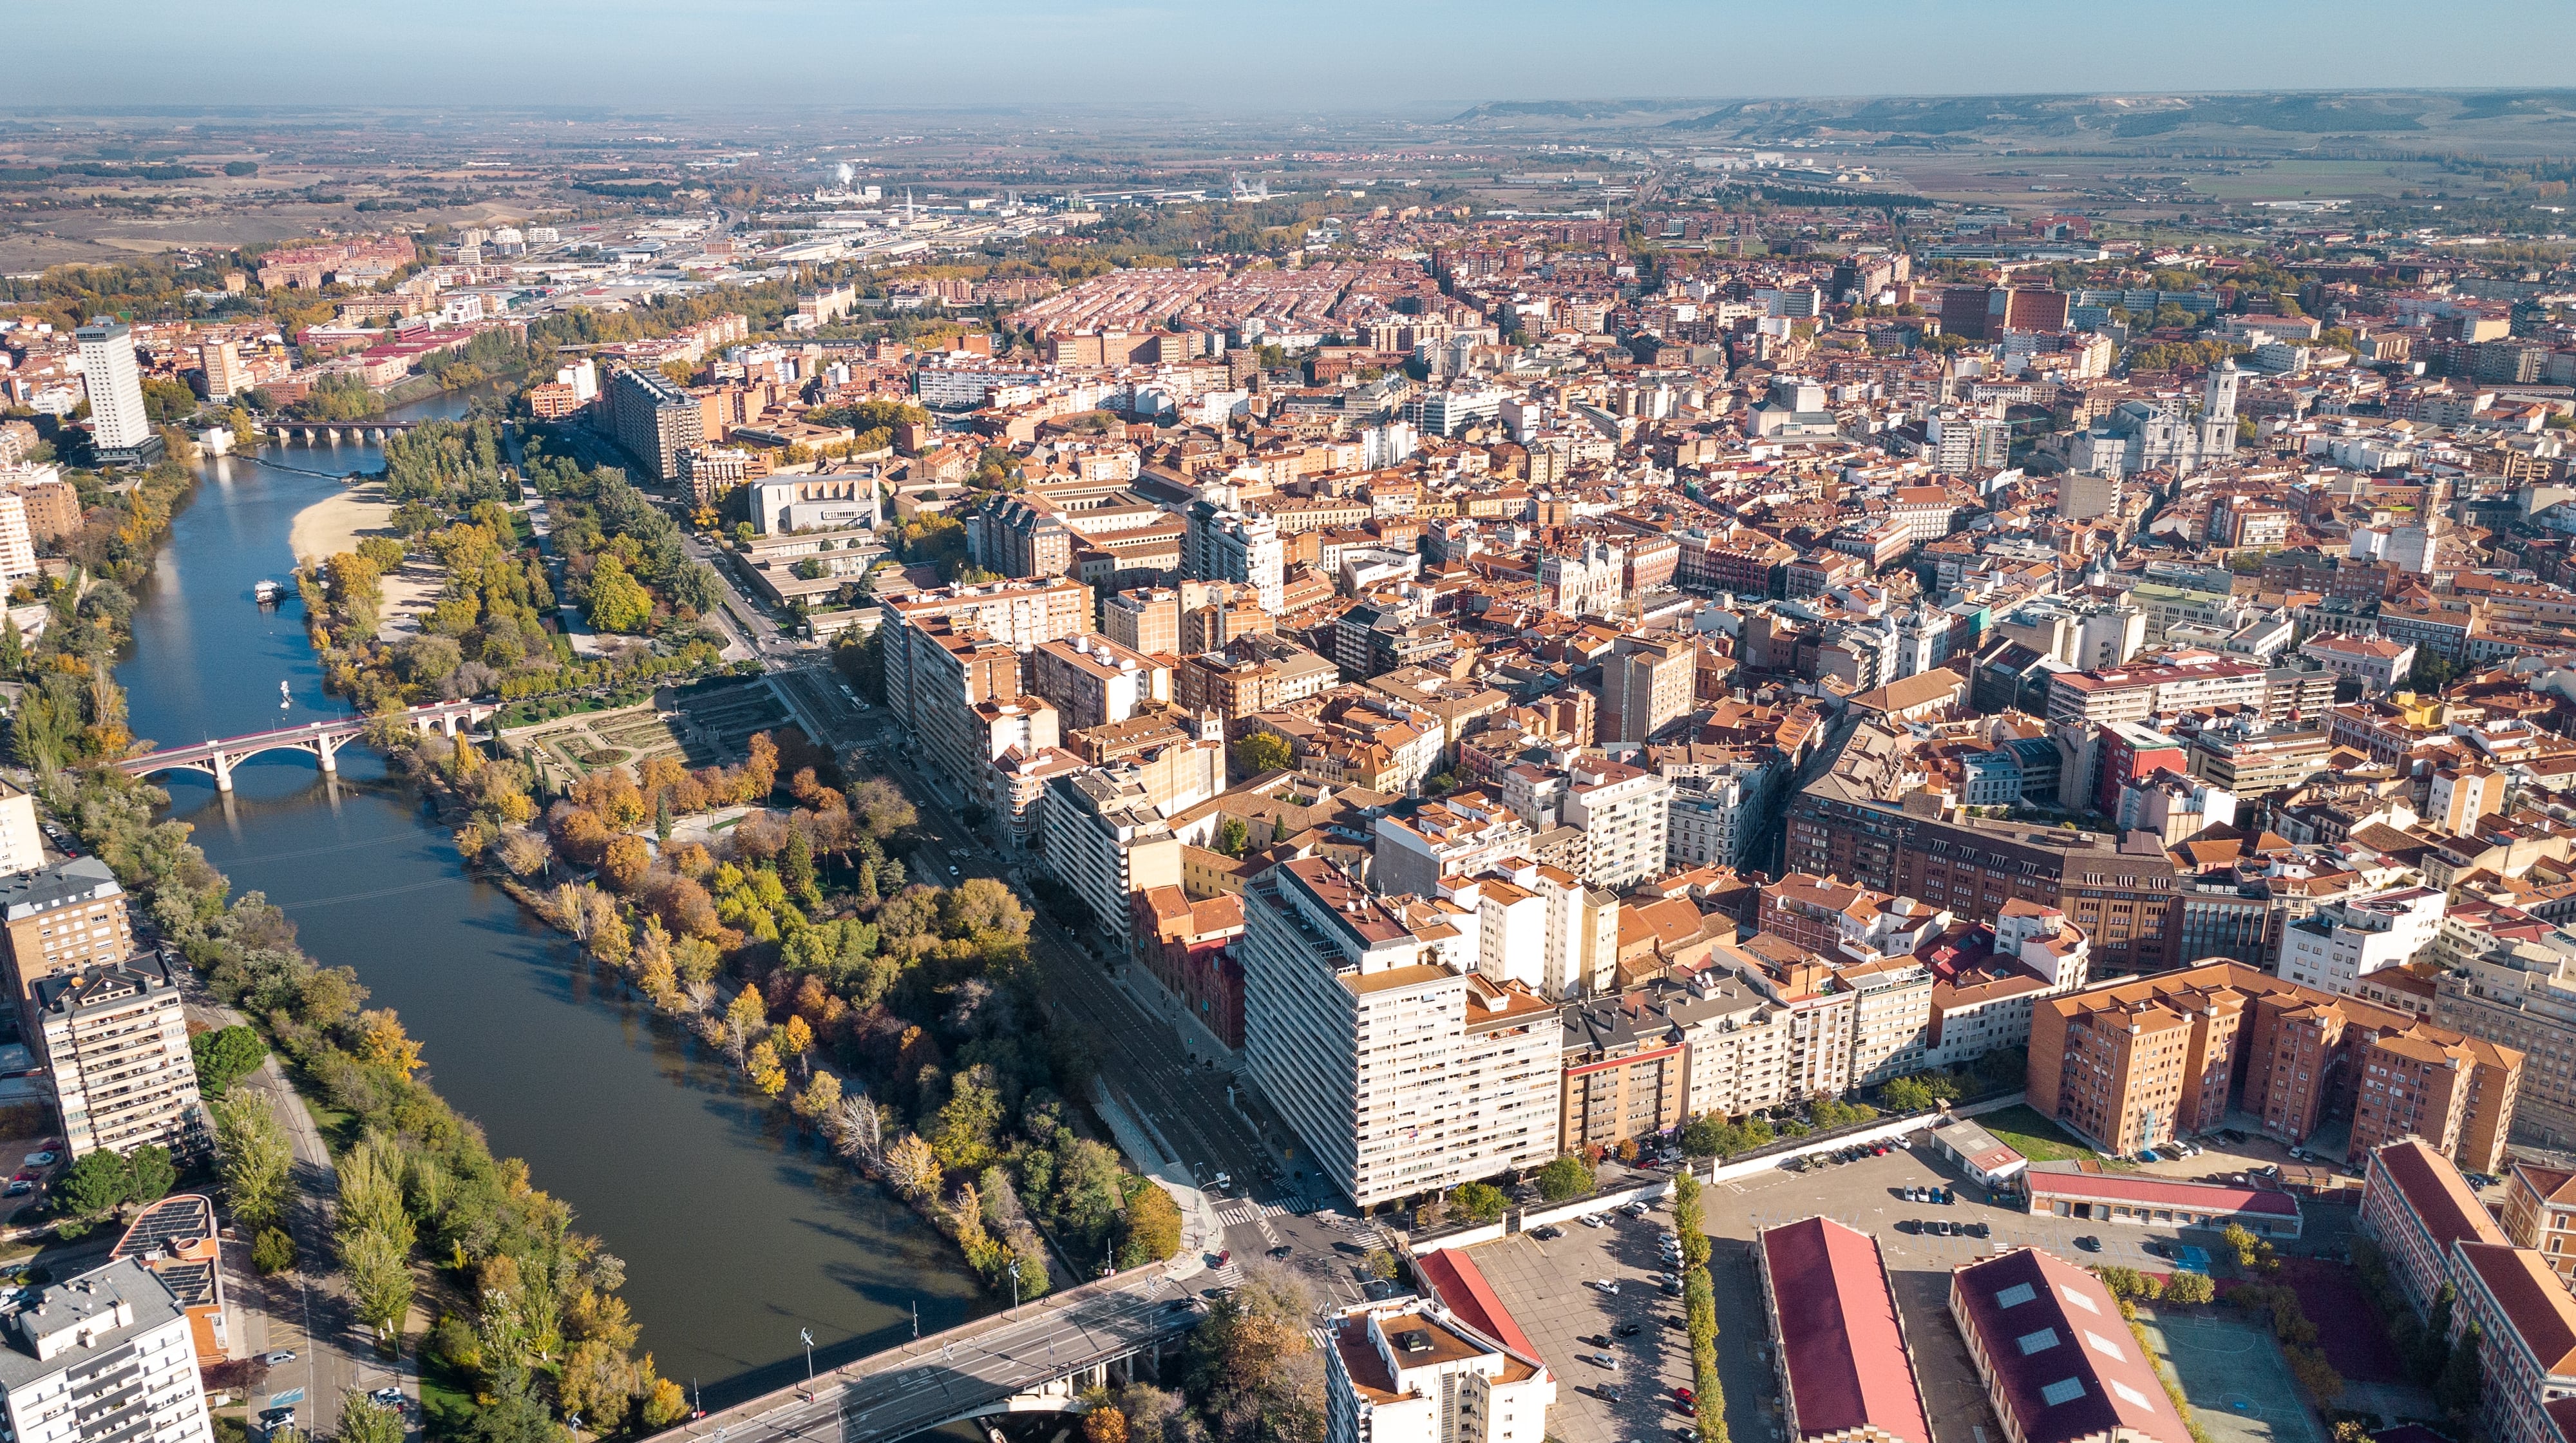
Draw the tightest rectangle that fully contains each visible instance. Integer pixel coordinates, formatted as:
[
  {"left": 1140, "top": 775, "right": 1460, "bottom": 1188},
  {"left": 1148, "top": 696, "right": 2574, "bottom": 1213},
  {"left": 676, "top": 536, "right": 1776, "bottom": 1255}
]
[{"left": 18, "top": 1, "right": 2571, "bottom": 112}]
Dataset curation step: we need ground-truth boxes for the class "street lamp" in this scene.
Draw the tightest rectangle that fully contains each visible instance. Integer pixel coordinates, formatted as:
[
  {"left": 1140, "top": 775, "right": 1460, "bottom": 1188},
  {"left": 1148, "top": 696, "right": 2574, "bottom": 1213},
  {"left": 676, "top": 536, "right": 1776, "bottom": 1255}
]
[
  {"left": 1007, "top": 1259, "right": 1021, "bottom": 1312},
  {"left": 800, "top": 1329, "right": 814, "bottom": 1384}
]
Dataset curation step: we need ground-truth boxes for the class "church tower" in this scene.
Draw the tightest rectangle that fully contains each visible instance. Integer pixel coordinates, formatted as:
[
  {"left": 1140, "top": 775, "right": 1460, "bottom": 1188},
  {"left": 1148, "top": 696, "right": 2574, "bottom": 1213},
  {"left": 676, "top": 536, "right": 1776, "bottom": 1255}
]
[{"left": 2199, "top": 359, "right": 2240, "bottom": 464}]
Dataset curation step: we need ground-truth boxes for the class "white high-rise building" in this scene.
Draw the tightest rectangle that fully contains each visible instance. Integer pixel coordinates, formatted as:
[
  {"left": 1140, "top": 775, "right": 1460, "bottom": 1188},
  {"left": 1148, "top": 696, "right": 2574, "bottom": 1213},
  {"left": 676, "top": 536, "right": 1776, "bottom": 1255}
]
[
  {"left": 1241, "top": 857, "right": 1560, "bottom": 1208},
  {"left": 1563, "top": 757, "right": 1672, "bottom": 889},
  {"left": 1198, "top": 510, "right": 1283, "bottom": 614},
  {"left": 0, "top": 493, "right": 37, "bottom": 586},
  {"left": 75, "top": 320, "right": 151, "bottom": 454},
  {"left": 0, "top": 1258, "right": 214, "bottom": 1443}
]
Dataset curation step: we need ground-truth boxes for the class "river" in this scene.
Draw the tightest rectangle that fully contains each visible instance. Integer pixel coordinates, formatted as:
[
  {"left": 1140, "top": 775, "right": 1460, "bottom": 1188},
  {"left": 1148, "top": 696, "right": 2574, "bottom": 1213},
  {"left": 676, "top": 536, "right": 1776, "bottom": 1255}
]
[{"left": 111, "top": 388, "right": 988, "bottom": 1409}]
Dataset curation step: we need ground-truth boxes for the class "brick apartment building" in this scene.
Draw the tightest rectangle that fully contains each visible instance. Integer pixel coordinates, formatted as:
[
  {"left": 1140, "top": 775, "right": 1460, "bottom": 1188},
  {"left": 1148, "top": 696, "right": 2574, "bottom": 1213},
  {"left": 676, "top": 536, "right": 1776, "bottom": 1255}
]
[
  {"left": 1788, "top": 771, "right": 2183, "bottom": 977},
  {"left": 2027, "top": 960, "right": 2519, "bottom": 1168}
]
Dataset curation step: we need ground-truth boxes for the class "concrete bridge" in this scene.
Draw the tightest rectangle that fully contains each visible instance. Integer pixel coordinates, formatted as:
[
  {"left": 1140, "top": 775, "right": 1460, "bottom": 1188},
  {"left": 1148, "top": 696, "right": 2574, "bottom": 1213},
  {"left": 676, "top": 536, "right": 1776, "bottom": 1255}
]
[
  {"left": 647, "top": 1268, "right": 1204, "bottom": 1443},
  {"left": 247, "top": 416, "right": 428, "bottom": 446},
  {"left": 117, "top": 700, "right": 501, "bottom": 791}
]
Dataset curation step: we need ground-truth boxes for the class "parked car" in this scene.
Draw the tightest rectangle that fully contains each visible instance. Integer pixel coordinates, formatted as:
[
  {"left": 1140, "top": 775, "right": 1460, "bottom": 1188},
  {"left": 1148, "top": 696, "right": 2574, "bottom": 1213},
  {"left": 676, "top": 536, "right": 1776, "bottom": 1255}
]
[
  {"left": 1585, "top": 1333, "right": 1614, "bottom": 1349},
  {"left": 1580, "top": 1214, "right": 1609, "bottom": 1228},
  {"left": 1965, "top": 1221, "right": 1989, "bottom": 1238},
  {"left": 20, "top": 1152, "right": 54, "bottom": 1168},
  {"left": 1267, "top": 1245, "right": 1293, "bottom": 1260},
  {"left": 1615, "top": 1323, "right": 1643, "bottom": 1338},
  {"left": 1675, "top": 1388, "right": 1697, "bottom": 1406},
  {"left": 1587, "top": 1353, "right": 1620, "bottom": 1372},
  {"left": 1929, "top": 1220, "right": 1953, "bottom": 1238},
  {"left": 1621, "top": 1202, "right": 1649, "bottom": 1218},
  {"left": 258, "top": 1409, "right": 296, "bottom": 1433},
  {"left": 266, "top": 1350, "right": 298, "bottom": 1365},
  {"left": 2074, "top": 1235, "right": 2102, "bottom": 1252},
  {"left": 3, "top": 1182, "right": 28, "bottom": 1198},
  {"left": 1592, "top": 1279, "right": 1621, "bottom": 1295},
  {"left": 1530, "top": 1225, "right": 1564, "bottom": 1241},
  {"left": 2138, "top": 1149, "right": 2162, "bottom": 1163}
]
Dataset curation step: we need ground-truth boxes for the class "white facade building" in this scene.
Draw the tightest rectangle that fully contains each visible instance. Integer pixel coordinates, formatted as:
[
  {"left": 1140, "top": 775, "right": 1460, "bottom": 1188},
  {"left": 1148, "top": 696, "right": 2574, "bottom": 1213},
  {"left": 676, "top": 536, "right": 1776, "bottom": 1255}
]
[
  {"left": 2278, "top": 886, "right": 2446, "bottom": 997},
  {"left": 1563, "top": 758, "right": 1671, "bottom": 889},
  {"left": 1240, "top": 857, "right": 1560, "bottom": 1207},
  {"left": 74, "top": 320, "right": 151, "bottom": 454},
  {"left": 1323, "top": 1303, "right": 1554, "bottom": 1443},
  {"left": 0, "top": 1259, "right": 214, "bottom": 1443}
]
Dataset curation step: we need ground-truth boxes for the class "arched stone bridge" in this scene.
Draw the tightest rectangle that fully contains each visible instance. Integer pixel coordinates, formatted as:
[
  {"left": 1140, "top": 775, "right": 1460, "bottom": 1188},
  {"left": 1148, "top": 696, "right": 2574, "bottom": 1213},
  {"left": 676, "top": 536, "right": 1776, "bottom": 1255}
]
[
  {"left": 245, "top": 416, "right": 430, "bottom": 446},
  {"left": 117, "top": 700, "right": 500, "bottom": 791}
]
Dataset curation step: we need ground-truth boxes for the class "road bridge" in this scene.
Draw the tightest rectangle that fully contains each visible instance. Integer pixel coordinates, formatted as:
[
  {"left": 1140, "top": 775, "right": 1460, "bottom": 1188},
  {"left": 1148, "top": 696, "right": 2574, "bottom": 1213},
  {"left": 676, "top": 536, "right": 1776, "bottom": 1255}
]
[
  {"left": 117, "top": 700, "right": 500, "bottom": 790},
  {"left": 647, "top": 1268, "right": 1204, "bottom": 1443},
  {"left": 246, "top": 416, "right": 430, "bottom": 446}
]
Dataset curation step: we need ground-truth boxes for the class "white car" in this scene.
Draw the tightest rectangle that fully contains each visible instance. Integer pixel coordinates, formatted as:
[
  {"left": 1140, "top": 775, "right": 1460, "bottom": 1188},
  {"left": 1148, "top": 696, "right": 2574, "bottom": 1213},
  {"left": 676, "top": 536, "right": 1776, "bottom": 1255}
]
[
  {"left": 1591, "top": 1279, "right": 1621, "bottom": 1295},
  {"left": 1579, "top": 1214, "right": 1608, "bottom": 1228}
]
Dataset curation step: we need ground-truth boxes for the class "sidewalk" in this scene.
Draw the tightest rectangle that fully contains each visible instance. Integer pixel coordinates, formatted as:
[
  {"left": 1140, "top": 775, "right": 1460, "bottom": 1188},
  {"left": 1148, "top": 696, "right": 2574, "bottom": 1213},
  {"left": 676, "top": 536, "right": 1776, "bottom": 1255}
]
[{"left": 1088, "top": 1081, "right": 1218, "bottom": 1279}]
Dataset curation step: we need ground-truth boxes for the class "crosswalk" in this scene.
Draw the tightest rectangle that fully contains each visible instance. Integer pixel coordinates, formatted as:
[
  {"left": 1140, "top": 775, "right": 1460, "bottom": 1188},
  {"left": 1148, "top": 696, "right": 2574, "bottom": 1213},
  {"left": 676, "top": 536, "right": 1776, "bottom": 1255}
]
[{"left": 1213, "top": 1191, "right": 1331, "bottom": 1228}]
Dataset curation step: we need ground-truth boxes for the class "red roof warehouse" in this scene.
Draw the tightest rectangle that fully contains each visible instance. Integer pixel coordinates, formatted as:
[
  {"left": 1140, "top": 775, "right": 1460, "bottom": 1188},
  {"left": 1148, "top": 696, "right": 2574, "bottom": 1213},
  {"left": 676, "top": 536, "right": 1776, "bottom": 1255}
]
[
  {"left": 1951, "top": 1248, "right": 2193, "bottom": 1443},
  {"left": 1756, "top": 1216, "right": 1933, "bottom": 1443},
  {"left": 2024, "top": 1169, "right": 2304, "bottom": 1238}
]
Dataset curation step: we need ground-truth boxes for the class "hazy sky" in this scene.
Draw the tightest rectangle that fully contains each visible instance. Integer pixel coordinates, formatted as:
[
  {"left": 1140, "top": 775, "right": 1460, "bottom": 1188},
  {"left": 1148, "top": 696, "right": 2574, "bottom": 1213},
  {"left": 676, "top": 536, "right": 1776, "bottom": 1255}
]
[{"left": 19, "top": 1, "right": 2568, "bottom": 111}]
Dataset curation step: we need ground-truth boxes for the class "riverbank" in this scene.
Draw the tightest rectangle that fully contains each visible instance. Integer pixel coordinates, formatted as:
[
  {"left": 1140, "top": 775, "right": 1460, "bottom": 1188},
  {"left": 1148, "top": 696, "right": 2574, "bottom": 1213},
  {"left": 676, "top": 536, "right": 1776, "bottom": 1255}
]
[{"left": 288, "top": 482, "right": 439, "bottom": 636}]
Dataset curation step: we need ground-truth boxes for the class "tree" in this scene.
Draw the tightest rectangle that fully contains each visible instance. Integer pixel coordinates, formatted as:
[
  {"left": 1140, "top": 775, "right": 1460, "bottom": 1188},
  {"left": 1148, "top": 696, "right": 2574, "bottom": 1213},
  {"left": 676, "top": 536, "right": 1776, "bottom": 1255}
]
[
  {"left": 1232, "top": 732, "right": 1291, "bottom": 777},
  {"left": 125, "top": 1145, "right": 176, "bottom": 1208},
  {"left": 1186, "top": 1265, "right": 1326, "bottom": 1443},
  {"left": 355, "top": 1009, "right": 424, "bottom": 1075},
  {"left": 1879, "top": 1076, "right": 1937, "bottom": 1113},
  {"left": 884, "top": 1132, "right": 941, "bottom": 1198},
  {"left": 53, "top": 1150, "right": 133, "bottom": 1234},
  {"left": 252, "top": 1228, "right": 297, "bottom": 1275},
  {"left": 338, "top": 1394, "right": 405, "bottom": 1443},
  {"left": 600, "top": 834, "right": 652, "bottom": 892},
  {"left": 191, "top": 1025, "right": 269, "bottom": 1095},
  {"left": 212, "top": 1091, "right": 293, "bottom": 1230},
  {"left": 1215, "top": 816, "right": 1250, "bottom": 859},
  {"left": 746, "top": 1040, "right": 788, "bottom": 1098},
  {"left": 2163, "top": 1271, "right": 2215, "bottom": 1306},
  {"left": 1535, "top": 1154, "right": 1592, "bottom": 1203},
  {"left": 587, "top": 555, "right": 654, "bottom": 634},
  {"left": 1450, "top": 1181, "right": 1508, "bottom": 1222},
  {"left": 1121, "top": 1183, "right": 1184, "bottom": 1266},
  {"left": 340, "top": 1227, "right": 415, "bottom": 1343}
]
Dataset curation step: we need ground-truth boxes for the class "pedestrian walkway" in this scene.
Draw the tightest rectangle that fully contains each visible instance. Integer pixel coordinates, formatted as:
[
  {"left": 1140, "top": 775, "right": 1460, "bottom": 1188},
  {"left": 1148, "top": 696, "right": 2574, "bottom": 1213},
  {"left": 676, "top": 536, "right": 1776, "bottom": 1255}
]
[{"left": 1211, "top": 1190, "right": 1330, "bottom": 1228}]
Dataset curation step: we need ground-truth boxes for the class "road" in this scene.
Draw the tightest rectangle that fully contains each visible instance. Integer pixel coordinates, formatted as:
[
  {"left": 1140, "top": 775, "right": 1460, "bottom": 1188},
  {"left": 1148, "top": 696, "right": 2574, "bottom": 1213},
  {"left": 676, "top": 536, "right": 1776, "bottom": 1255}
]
[
  {"left": 658, "top": 1272, "right": 1200, "bottom": 1443},
  {"left": 182, "top": 990, "right": 415, "bottom": 1440}
]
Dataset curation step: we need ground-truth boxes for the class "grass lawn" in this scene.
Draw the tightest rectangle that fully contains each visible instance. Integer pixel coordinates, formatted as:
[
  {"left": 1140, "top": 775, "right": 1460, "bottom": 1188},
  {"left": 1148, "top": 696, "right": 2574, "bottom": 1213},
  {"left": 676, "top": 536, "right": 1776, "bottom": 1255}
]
[
  {"left": 1976, "top": 1104, "right": 2133, "bottom": 1168},
  {"left": 418, "top": 1352, "right": 477, "bottom": 1436}
]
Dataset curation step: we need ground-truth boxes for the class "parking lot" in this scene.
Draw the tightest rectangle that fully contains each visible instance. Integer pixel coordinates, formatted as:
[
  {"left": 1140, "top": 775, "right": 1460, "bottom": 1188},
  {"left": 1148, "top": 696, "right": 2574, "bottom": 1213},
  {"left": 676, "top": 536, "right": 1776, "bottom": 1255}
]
[
  {"left": 1467, "top": 1205, "right": 1702, "bottom": 1443},
  {"left": 1469, "top": 1128, "right": 2363, "bottom": 1443}
]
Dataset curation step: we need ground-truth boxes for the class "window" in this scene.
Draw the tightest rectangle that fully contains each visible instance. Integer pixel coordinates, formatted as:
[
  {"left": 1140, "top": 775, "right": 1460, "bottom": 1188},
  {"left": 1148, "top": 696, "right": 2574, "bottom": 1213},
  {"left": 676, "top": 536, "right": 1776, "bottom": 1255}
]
[
  {"left": 2017, "top": 1328, "right": 2061, "bottom": 1355},
  {"left": 2040, "top": 1378, "right": 2088, "bottom": 1407},
  {"left": 1994, "top": 1283, "right": 2036, "bottom": 1308}
]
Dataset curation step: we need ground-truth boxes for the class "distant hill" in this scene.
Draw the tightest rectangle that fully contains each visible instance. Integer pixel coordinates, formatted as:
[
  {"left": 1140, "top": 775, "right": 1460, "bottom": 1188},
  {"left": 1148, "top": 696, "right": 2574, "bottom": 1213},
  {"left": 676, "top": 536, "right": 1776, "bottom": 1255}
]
[{"left": 1447, "top": 90, "right": 2576, "bottom": 155}]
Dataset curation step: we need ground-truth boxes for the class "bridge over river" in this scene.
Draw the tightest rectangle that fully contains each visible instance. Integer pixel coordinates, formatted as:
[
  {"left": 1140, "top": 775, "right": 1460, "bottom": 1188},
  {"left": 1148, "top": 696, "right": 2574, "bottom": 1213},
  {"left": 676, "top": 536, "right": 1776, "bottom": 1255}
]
[
  {"left": 649, "top": 1268, "right": 1204, "bottom": 1443},
  {"left": 117, "top": 700, "right": 499, "bottom": 790}
]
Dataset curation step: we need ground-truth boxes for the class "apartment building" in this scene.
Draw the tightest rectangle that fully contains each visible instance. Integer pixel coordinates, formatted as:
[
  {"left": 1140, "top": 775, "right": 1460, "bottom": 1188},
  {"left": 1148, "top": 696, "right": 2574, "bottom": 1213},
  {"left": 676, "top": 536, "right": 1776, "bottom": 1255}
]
[
  {"left": 35, "top": 957, "right": 205, "bottom": 1163},
  {"left": 1727, "top": 935, "right": 1858, "bottom": 1098},
  {"left": 1322, "top": 1302, "right": 1554, "bottom": 1443},
  {"left": 1564, "top": 758, "right": 1671, "bottom": 890},
  {"left": 1102, "top": 587, "right": 1181, "bottom": 656},
  {"left": 75, "top": 320, "right": 154, "bottom": 459},
  {"left": 1374, "top": 796, "right": 1535, "bottom": 901},
  {"left": 0, "top": 858, "right": 133, "bottom": 1012},
  {"left": 1240, "top": 857, "right": 1559, "bottom": 1207},
  {"left": 1837, "top": 953, "right": 1935, "bottom": 1089},
  {"left": 601, "top": 365, "right": 703, "bottom": 483},
  {"left": 0, "top": 1259, "right": 214, "bottom": 1443},
  {"left": 1190, "top": 508, "right": 1284, "bottom": 614},
  {"left": 1926, "top": 903, "right": 2092, "bottom": 1071},
  {"left": 1040, "top": 767, "right": 1181, "bottom": 952},
  {"left": 0, "top": 782, "right": 44, "bottom": 880},
  {"left": 1556, "top": 991, "right": 1688, "bottom": 1154},
  {"left": 2499, "top": 1160, "right": 2576, "bottom": 1279},
  {"left": 2277, "top": 886, "right": 2445, "bottom": 996},
  {"left": 2029, "top": 961, "right": 2519, "bottom": 1168},
  {"left": 878, "top": 578, "right": 1093, "bottom": 789},
  {"left": 1666, "top": 758, "right": 1781, "bottom": 872},
  {"left": 1790, "top": 743, "right": 2185, "bottom": 977},
  {"left": 1602, "top": 636, "right": 1696, "bottom": 747},
  {"left": 1025, "top": 635, "right": 1170, "bottom": 734},
  {"left": 2431, "top": 912, "right": 2576, "bottom": 1147}
]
